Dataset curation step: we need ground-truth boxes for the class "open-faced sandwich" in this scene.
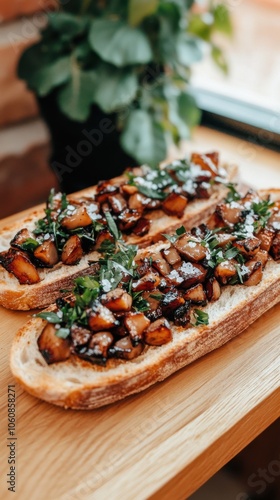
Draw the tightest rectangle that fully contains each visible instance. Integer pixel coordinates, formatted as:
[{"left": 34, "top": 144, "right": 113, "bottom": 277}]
[
  {"left": 10, "top": 185, "right": 280, "bottom": 409},
  {"left": 0, "top": 152, "right": 236, "bottom": 310}
]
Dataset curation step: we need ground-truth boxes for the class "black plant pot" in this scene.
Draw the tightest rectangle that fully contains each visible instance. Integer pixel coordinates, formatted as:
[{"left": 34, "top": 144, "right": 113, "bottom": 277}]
[{"left": 38, "top": 93, "right": 137, "bottom": 194}]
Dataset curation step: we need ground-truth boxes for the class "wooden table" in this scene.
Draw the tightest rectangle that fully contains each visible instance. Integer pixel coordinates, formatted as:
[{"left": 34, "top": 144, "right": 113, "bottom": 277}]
[{"left": 0, "top": 127, "right": 280, "bottom": 500}]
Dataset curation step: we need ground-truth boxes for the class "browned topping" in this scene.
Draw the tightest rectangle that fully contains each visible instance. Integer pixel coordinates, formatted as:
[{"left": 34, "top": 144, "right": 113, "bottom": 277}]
[
  {"left": 101, "top": 288, "right": 132, "bottom": 312},
  {"left": 1, "top": 152, "right": 225, "bottom": 285},
  {"left": 61, "top": 235, "right": 83, "bottom": 265},
  {"left": 61, "top": 206, "right": 92, "bottom": 230},
  {"left": 0, "top": 249, "right": 40, "bottom": 284},
  {"left": 36, "top": 186, "right": 280, "bottom": 366},
  {"left": 34, "top": 240, "right": 59, "bottom": 267},
  {"left": 144, "top": 318, "right": 172, "bottom": 346},
  {"left": 38, "top": 323, "right": 71, "bottom": 364}
]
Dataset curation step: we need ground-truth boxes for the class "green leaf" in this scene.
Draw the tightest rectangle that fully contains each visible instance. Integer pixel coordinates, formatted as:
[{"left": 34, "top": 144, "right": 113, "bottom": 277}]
[
  {"left": 128, "top": 0, "right": 158, "bottom": 26},
  {"left": 21, "top": 238, "right": 40, "bottom": 252},
  {"left": 213, "top": 4, "right": 233, "bottom": 36},
  {"left": 92, "top": 64, "right": 138, "bottom": 113},
  {"left": 36, "top": 312, "right": 62, "bottom": 324},
  {"left": 105, "top": 212, "right": 121, "bottom": 241},
  {"left": 193, "top": 309, "right": 209, "bottom": 326},
  {"left": 89, "top": 19, "right": 152, "bottom": 67},
  {"left": 18, "top": 44, "right": 71, "bottom": 96},
  {"left": 177, "top": 92, "right": 201, "bottom": 128},
  {"left": 176, "top": 34, "right": 203, "bottom": 66},
  {"left": 48, "top": 12, "right": 88, "bottom": 41},
  {"left": 211, "top": 45, "right": 228, "bottom": 74},
  {"left": 57, "top": 67, "right": 95, "bottom": 121},
  {"left": 56, "top": 328, "right": 70, "bottom": 339},
  {"left": 121, "top": 109, "right": 167, "bottom": 167},
  {"left": 137, "top": 185, "right": 167, "bottom": 200}
]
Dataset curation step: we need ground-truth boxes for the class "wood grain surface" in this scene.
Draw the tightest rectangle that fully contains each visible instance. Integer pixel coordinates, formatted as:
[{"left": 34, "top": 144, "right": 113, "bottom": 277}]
[{"left": 0, "top": 127, "right": 280, "bottom": 500}]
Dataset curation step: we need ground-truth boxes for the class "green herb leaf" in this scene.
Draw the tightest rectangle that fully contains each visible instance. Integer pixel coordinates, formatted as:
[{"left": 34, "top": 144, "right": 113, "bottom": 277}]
[
  {"left": 105, "top": 212, "right": 121, "bottom": 241},
  {"left": 21, "top": 238, "right": 40, "bottom": 252},
  {"left": 225, "top": 183, "right": 241, "bottom": 203},
  {"left": 36, "top": 312, "right": 62, "bottom": 323},
  {"left": 56, "top": 327, "right": 70, "bottom": 339},
  {"left": 193, "top": 309, "right": 209, "bottom": 326}
]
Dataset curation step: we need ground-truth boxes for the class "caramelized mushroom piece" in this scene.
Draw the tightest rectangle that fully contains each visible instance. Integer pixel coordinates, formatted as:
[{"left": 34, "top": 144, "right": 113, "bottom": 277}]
[
  {"left": 102, "top": 288, "right": 132, "bottom": 312},
  {"left": 128, "top": 193, "right": 146, "bottom": 211},
  {"left": 110, "top": 336, "right": 144, "bottom": 360},
  {"left": 151, "top": 251, "right": 171, "bottom": 276},
  {"left": 121, "top": 184, "right": 138, "bottom": 196},
  {"left": 133, "top": 218, "right": 151, "bottom": 237},
  {"left": 108, "top": 193, "right": 127, "bottom": 214},
  {"left": 38, "top": 323, "right": 71, "bottom": 364},
  {"left": 162, "top": 193, "right": 188, "bottom": 217},
  {"left": 243, "top": 261, "right": 263, "bottom": 286},
  {"left": 118, "top": 209, "right": 142, "bottom": 231},
  {"left": 191, "top": 152, "right": 219, "bottom": 176},
  {"left": 144, "top": 318, "right": 172, "bottom": 346},
  {"left": 10, "top": 228, "right": 33, "bottom": 249},
  {"left": 70, "top": 325, "right": 91, "bottom": 347},
  {"left": 216, "top": 203, "right": 242, "bottom": 226},
  {"left": 195, "top": 182, "right": 212, "bottom": 199},
  {"left": 253, "top": 250, "right": 269, "bottom": 269},
  {"left": 173, "top": 302, "right": 191, "bottom": 327},
  {"left": 162, "top": 246, "right": 181, "bottom": 266},
  {"left": 270, "top": 232, "right": 280, "bottom": 260},
  {"left": 61, "top": 235, "right": 83, "bottom": 265},
  {"left": 184, "top": 283, "right": 207, "bottom": 305},
  {"left": 161, "top": 289, "right": 185, "bottom": 315},
  {"left": 207, "top": 212, "right": 224, "bottom": 230},
  {"left": 233, "top": 237, "right": 261, "bottom": 257},
  {"left": 174, "top": 234, "right": 207, "bottom": 262},
  {"left": 124, "top": 312, "right": 151, "bottom": 344},
  {"left": 34, "top": 239, "right": 59, "bottom": 267},
  {"left": 258, "top": 228, "right": 275, "bottom": 252},
  {"left": 215, "top": 233, "right": 237, "bottom": 247},
  {"left": 142, "top": 291, "right": 163, "bottom": 321},
  {"left": 205, "top": 277, "right": 221, "bottom": 301},
  {"left": 87, "top": 301, "right": 118, "bottom": 331},
  {"left": 0, "top": 249, "right": 40, "bottom": 284},
  {"left": 61, "top": 206, "right": 92, "bottom": 230},
  {"left": 95, "top": 181, "right": 119, "bottom": 203},
  {"left": 169, "top": 262, "right": 207, "bottom": 288},
  {"left": 94, "top": 229, "right": 114, "bottom": 251},
  {"left": 132, "top": 272, "right": 161, "bottom": 292},
  {"left": 136, "top": 257, "right": 153, "bottom": 277},
  {"left": 88, "top": 331, "right": 114, "bottom": 358},
  {"left": 214, "top": 260, "right": 237, "bottom": 285}
]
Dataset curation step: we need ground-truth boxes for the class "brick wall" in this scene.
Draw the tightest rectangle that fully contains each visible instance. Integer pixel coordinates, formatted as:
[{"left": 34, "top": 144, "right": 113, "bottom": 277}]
[{"left": 0, "top": 0, "right": 57, "bottom": 218}]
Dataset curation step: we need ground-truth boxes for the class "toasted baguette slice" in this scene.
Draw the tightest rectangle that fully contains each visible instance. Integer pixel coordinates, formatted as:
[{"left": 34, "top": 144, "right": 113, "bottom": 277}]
[
  {"left": 0, "top": 163, "right": 237, "bottom": 310},
  {"left": 10, "top": 240, "right": 280, "bottom": 410}
]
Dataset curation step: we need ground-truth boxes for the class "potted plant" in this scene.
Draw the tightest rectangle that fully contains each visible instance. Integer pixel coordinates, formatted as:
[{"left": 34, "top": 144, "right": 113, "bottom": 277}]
[{"left": 18, "top": 0, "right": 231, "bottom": 193}]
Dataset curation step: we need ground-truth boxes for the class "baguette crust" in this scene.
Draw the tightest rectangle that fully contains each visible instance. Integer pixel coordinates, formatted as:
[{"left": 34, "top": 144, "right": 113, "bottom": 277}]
[
  {"left": 10, "top": 248, "right": 280, "bottom": 410},
  {"left": 0, "top": 163, "right": 237, "bottom": 310}
]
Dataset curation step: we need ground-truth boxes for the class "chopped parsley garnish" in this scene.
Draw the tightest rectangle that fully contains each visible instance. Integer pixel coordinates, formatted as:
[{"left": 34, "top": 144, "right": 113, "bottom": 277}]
[
  {"left": 20, "top": 238, "right": 40, "bottom": 252},
  {"left": 132, "top": 291, "right": 150, "bottom": 312},
  {"left": 193, "top": 309, "right": 209, "bottom": 326},
  {"left": 251, "top": 199, "right": 274, "bottom": 228},
  {"left": 163, "top": 225, "right": 187, "bottom": 243},
  {"left": 225, "top": 183, "right": 241, "bottom": 203}
]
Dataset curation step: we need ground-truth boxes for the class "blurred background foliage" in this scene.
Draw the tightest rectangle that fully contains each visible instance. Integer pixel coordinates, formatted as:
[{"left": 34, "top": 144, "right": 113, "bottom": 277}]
[{"left": 18, "top": 0, "right": 232, "bottom": 167}]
